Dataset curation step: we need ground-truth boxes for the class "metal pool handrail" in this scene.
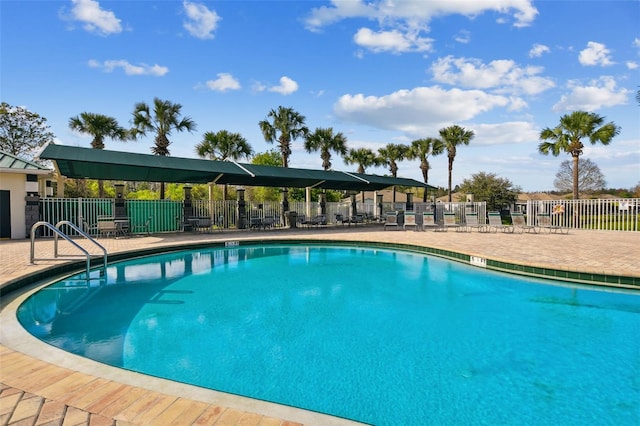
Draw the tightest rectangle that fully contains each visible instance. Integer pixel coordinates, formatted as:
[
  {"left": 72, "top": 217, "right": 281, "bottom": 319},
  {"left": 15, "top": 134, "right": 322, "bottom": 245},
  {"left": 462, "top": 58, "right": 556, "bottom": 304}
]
[{"left": 30, "top": 221, "right": 107, "bottom": 279}]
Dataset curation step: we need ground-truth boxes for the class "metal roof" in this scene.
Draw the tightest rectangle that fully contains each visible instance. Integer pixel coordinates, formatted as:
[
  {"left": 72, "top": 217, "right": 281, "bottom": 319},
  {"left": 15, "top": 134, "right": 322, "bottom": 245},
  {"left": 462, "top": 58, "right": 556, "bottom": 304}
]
[
  {"left": 39, "top": 144, "right": 433, "bottom": 192},
  {"left": 0, "top": 150, "right": 51, "bottom": 173}
]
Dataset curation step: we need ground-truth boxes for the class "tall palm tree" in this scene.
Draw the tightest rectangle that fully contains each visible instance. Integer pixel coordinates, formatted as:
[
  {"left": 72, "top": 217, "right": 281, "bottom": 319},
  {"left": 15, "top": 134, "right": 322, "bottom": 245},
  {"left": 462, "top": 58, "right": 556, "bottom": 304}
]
[
  {"left": 378, "top": 143, "right": 409, "bottom": 203},
  {"left": 344, "top": 147, "right": 381, "bottom": 202},
  {"left": 132, "top": 98, "right": 196, "bottom": 199},
  {"left": 195, "top": 130, "right": 253, "bottom": 161},
  {"left": 303, "top": 127, "right": 348, "bottom": 171},
  {"left": 539, "top": 111, "right": 620, "bottom": 200},
  {"left": 258, "top": 106, "right": 308, "bottom": 168},
  {"left": 68, "top": 112, "right": 130, "bottom": 197},
  {"left": 408, "top": 137, "right": 445, "bottom": 202},
  {"left": 439, "top": 125, "right": 475, "bottom": 202},
  {"left": 344, "top": 148, "right": 380, "bottom": 174},
  {"left": 195, "top": 130, "right": 253, "bottom": 200}
]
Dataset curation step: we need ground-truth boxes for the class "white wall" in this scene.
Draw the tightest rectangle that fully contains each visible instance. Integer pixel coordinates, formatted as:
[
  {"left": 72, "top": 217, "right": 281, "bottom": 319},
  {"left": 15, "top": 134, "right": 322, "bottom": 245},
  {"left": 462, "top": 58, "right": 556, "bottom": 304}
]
[{"left": 0, "top": 173, "right": 26, "bottom": 239}]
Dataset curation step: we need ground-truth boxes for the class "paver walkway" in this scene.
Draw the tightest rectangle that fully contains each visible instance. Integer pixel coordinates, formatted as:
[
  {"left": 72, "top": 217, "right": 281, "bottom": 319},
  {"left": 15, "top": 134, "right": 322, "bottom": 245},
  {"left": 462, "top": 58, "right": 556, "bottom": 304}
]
[{"left": 1, "top": 226, "right": 639, "bottom": 425}]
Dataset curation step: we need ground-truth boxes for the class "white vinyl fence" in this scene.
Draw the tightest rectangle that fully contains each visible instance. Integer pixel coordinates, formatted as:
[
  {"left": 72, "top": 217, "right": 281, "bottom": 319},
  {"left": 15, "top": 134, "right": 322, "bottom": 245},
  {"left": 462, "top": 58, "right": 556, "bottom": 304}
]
[
  {"left": 523, "top": 199, "right": 639, "bottom": 232},
  {"left": 37, "top": 197, "right": 638, "bottom": 236}
]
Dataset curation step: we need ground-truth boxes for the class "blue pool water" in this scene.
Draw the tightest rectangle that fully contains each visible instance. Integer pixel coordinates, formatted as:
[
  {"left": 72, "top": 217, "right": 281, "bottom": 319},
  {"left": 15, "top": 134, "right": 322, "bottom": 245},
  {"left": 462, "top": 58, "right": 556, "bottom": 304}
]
[{"left": 18, "top": 244, "right": 640, "bottom": 425}]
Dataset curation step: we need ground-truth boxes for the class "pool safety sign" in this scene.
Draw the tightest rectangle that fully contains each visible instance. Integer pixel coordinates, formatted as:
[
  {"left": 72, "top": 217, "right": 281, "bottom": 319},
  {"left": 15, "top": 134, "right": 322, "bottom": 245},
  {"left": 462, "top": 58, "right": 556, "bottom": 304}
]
[{"left": 470, "top": 256, "right": 487, "bottom": 268}]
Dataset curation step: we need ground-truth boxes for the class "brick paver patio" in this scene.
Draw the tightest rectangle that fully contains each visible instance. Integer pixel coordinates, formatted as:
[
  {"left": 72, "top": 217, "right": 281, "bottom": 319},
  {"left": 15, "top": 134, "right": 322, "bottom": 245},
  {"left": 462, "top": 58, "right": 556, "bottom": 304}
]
[{"left": 1, "top": 226, "right": 638, "bottom": 425}]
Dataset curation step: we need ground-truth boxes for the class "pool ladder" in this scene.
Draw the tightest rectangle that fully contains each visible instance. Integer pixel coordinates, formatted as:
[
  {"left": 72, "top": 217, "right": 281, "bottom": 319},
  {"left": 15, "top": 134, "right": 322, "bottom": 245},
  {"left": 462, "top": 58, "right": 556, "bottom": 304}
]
[{"left": 30, "top": 221, "right": 108, "bottom": 280}]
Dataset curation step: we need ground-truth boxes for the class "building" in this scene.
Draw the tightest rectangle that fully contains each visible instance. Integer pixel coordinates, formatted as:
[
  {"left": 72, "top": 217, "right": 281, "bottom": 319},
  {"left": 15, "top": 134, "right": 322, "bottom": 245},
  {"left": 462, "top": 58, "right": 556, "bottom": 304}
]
[{"left": 0, "top": 150, "right": 53, "bottom": 239}]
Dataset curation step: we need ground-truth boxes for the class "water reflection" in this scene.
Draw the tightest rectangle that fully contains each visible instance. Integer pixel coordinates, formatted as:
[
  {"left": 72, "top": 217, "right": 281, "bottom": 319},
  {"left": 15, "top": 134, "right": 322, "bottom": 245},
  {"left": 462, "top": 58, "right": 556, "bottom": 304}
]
[{"left": 17, "top": 247, "right": 273, "bottom": 364}]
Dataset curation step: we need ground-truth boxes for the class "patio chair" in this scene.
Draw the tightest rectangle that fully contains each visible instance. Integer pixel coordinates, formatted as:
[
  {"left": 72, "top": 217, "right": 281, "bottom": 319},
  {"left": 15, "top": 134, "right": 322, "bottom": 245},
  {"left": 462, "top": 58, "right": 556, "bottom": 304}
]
[
  {"left": 384, "top": 211, "right": 399, "bottom": 230},
  {"left": 176, "top": 216, "right": 194, "bottom": 232},
  {"left": 487, "top": 212, "right": 514, "bottom": 233},
  {"left": 351, "top": 213, "right": 365, "bottom": 225},
  {"left": 463, "top": 212, "right": 487, "bottom": 233},
  {"left": 334, "top": 213, "right": 347, "bottom": 225},
  {"left": 214, "top": 215, "right": 225, "bottom": 231},
  {"left": 249, "top": 216, "right": 263, "bottom": 230},
  {"left": 132, "top": 216, "right": 152, "bottom": 236},
  {"left": 443, "top": 212, "right": 462, "bottom": 232},
  {"left": 82, "top": 220, "right": 99, "bottom": 236},
  {"left": 97, "top": 217, "right": 118, "bottom": 238},
  {"left": 302, "top": 215, "right": 327, "bottom": 227},
  {"left": 421, "top": 212, "right": 443, "bottom": 231},
  {"left": 536, "top": 213, "right": 569, "bottom": 234},
  {"left": 403, "top": 211, "right": 418, "bottom": 231},
  {"left": 194, "top": 217, "right": 214, "bottom": 233},
  {"left": 262, "top": 216, "right": 276, "bottom": 229},
  {"left": 510, "top": 212, "right": 538, "bottom": 234}
]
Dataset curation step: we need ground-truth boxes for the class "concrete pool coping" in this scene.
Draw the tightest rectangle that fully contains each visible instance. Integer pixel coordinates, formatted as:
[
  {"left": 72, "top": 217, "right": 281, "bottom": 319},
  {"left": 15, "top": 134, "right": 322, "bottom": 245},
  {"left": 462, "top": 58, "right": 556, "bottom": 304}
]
[{"left": 1, "top": 226, "right": 639, "bottom": 425}]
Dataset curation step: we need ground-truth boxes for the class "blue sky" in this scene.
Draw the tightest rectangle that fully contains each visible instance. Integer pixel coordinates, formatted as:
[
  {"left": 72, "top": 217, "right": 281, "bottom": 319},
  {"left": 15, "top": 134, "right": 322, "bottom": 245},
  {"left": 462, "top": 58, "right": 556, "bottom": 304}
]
[{"left": 2, "top": 0, "right": 639, "bottom": 192}]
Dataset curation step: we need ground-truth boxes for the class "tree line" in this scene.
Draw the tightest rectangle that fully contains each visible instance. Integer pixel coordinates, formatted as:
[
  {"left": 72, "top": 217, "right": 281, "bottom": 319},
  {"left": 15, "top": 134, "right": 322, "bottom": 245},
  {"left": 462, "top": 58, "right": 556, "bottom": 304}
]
[{"left": 1, "top": 99, "right": 632, "bottom": 202}]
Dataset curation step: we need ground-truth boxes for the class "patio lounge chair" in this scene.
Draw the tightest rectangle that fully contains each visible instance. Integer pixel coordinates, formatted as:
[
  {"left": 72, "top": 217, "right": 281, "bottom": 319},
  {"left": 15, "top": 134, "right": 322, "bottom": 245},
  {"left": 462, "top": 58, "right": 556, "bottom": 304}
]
[
  {"left": 487, "top": 211, "right": 513, "bottom": 233},
  {"left": 463, "top": 212, "right": 487, "bottom": 233},
  {"left": 261, "top": 216, "right": 276, "bottom": 229},
  {"left": 193, "top": 217, "right": 214, "bottom": 233},
  {"left": 384, "top": 211, "right": 399, "bottom": 230},
  {"left": 511, "top": 212, "right": 538, "bottom": 234},
  {"left": 443, "top": 212, "right": 462, "bottom": 232},
  {"left": 422, "top": 212, "right": 443, "bottom": 231},
  {"left": 536, "top": 213, "right": 569, "bottom": 234},
  {"left": 403, "top": 211, "right": 418, "bottom": 231},
  {"left": 350, "top": 214, "right": 365, "bottom": 225},
  {"left": 302, "top": 215, "right": 327, "bottom": 227}
]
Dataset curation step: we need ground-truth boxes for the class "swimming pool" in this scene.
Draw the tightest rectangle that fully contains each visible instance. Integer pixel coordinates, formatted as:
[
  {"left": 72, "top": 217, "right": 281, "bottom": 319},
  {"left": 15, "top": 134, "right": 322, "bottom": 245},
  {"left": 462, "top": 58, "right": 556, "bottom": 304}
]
[{"left": 17, "top": 244, "right": 640, "bottom": 425}]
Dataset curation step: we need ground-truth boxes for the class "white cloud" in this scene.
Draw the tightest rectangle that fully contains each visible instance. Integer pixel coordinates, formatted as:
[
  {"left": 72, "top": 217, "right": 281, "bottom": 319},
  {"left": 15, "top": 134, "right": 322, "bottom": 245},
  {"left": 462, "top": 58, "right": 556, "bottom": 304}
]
[
  {"left": 627, "top": 61, "right": 639, "bottom": 70},
  {"left": 552, "top": 76, "right": 630, "bottom": 112},
  {"left": 88, "top": 59, "right": 168, "bottom": 76},
  {"left": 69, "top": 0, "right": 122, "bottom": 35},
  {"left": 454, "top": 30, "right": 471, "bottom": 44},
  {"left": 430, "top": 56, "right": 555, "bottom": 95},
  {"left": 633, "top": 38, "right": 640, "bottom": 48},
  {"left": 472, "top": 121, "right": 539, "bottom": 145},
  {"left": 578, "top": 41, "right": 615, "bottom": 66},
  {"left": 529, "top": 43, "right": 550, "bottom": 58},
  {"left": 353, "top": 27, "right": 433, "bottom": 53},
  {"left": 251, "top": 80, "right": 267, "bottom": 93},
  {"left": 268, "top": 76, "right": 299, "bottom": 95},
  {"left": 305, "top": 0, "right": 538, "bottom": 32},
  {"left": 506, "top": 96, "right": 528, "bottom": 111},
  {"left": 333, "top": 86, "right": 509, "bottom": 133},
  {"left": 183, "top": 1, "right": 220, "bottom": 40},
  {"left": 205, "top": 73, "right": 240, "bottom": 91}
]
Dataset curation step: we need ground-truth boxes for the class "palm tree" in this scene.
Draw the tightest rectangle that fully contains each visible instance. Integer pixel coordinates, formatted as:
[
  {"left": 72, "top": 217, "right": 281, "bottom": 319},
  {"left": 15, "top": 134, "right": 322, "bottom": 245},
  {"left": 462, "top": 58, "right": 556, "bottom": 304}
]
[
  {"left": 408, "top": 137, "right": 445, "bottom": 202},
  {"left": 344, "top": 147, "right": 381, "bottom": 202},
  {"left": 258, "top": 106, "right": 308, "bottom": 168},
  {"left": 303, "top": 127, "right": 348, "bottom": 171},
  {"left": 344, "top": 148, "right": 380, "bottom": 174},
  {"left": 68, "top": 112, "right": 130, "bottom": 197},
  {"left": 195, "top": 130, "right": 253, "bottom": 200},
  {"left": 539, "top": 111, "right": 620, "bottom": 200},
  {"left": 439, "top": 125, "right": 475, "bottom": 202},
  {"left": 378, "top": 143, "right": 409, "bottom": 203},
  {"left": 195, "top": 130, "right": 253, "bottom": 161},
  {"left": 132, "top": 98, "right": 196, "bottom": 199}
]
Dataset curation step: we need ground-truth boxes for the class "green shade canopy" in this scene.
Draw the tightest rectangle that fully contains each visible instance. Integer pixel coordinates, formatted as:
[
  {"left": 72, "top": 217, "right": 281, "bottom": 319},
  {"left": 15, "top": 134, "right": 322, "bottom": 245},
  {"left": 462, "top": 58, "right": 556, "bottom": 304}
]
[{"left": 40, "top": 144, "right": 434, "bottom": 191}]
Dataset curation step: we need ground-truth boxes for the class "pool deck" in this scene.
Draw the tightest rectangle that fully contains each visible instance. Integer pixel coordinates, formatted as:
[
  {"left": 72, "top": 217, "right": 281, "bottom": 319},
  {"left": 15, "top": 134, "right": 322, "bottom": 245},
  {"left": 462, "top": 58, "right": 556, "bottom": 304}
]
[{"left": 1, "top": 225, "right": 639, "bottom": 425}]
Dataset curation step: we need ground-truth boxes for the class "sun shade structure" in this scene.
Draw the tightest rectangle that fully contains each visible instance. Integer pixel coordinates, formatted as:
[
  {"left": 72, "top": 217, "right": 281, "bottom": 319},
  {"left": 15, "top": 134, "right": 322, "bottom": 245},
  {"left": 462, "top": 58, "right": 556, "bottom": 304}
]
[{"left": 39, "top": 144, "right": 433, "bottom": 192}]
